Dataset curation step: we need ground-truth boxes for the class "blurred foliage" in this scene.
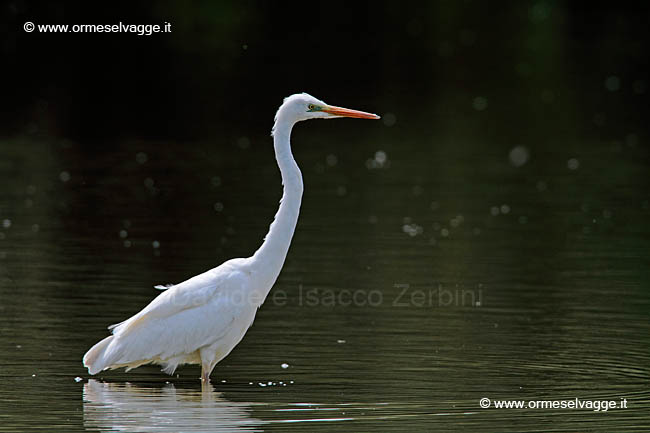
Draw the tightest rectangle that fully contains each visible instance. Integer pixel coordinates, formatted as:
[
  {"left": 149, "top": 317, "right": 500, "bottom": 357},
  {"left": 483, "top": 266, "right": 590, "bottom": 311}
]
[{"left": 1, "top": 0, "right": 648, "bottom": 144}]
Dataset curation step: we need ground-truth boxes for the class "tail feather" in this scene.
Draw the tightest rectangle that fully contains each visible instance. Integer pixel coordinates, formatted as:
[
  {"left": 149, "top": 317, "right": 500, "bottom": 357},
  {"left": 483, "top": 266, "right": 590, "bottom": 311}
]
[{"left": 83, "top": 336, "right": 114, "bottom": 375}]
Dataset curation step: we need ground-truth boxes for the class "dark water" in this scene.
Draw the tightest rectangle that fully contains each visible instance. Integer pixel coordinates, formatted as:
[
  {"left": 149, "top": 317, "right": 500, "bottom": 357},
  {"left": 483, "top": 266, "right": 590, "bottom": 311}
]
[{"left": 0, "top": 122, "right": 648, "bottom": 432}]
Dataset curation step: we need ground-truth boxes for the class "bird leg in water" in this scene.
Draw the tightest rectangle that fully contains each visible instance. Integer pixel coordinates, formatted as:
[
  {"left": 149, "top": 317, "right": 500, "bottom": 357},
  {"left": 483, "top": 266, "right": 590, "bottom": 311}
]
[{"left": 201, "top": 367, "right": 210, "bottom": 382}]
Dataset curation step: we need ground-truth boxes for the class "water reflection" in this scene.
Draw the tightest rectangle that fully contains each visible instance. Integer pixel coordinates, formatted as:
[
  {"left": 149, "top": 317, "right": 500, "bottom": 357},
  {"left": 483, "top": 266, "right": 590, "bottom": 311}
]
[{"left": 83, "top": 380, "right": 263, "bottom": 432}]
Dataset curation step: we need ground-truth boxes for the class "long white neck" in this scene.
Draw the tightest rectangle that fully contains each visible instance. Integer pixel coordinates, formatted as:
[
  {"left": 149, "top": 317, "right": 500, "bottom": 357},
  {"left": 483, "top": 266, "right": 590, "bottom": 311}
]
[{"left": 251, "top": 115, "right": 304, "bottom": 291}]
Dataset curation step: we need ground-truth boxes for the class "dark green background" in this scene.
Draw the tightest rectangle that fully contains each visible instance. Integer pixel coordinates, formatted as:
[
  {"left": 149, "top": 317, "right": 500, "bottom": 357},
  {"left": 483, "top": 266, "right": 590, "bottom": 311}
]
[{"left": 1, "top": 1, "right": 648, "bottom": 432}]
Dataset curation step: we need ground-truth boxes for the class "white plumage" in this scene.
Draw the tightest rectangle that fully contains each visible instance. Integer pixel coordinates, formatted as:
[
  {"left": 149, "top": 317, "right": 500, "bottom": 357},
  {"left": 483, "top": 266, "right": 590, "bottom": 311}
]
[{"left": 83, "top": 93, "right": 379, "bottom": 381}]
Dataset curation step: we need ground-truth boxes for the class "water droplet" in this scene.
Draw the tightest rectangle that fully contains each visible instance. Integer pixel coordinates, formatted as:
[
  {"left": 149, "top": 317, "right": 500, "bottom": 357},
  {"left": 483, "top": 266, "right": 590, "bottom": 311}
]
[
  {"left": 337, "top": 339, "right": 346, "bottom": 344},
  {"left": 500, "top": 204, "right": 511, "bottom": 214},
  {"left": 509, "top": 146, "right": 529, "bottom": 167},
  {"left": 152, "top": 240, "right": 160, "bottom": 249},
  {"left": 490, "top": 206, "right": 500, "bottom": 216},
  {"left": 2, "top": 219, "right": 11, "bottom": 229},
  {"left": 402, "top": 223, "right": 423, "bottom": 237},
  {"left": 366, "top": 150, "right": 390, "bottom": 169},
  {"left": 144, "top": 177, "right": 154, "bottom": 188},
  {"left": 336, "top": 186, "right": 347, "bottom": 196},
  {"left": 123, "top": 240, "right": 132, "bottom": 248},
  {"left": 529, "top": 2, "right": 550, "bottom": 22},
  {"left": 119, "top": 230, "right": 128, "bottom": 239},
  {"left": 135, "top": 152, "right": 148, "bottom": 164},
  {"left": 325, "top": 154, "right": 338, "bottom": 166},
  {"left": 605, "top": 75, "right": 620, "bottom": 92},
  {"left": 59, "top": 171, "right": 71, "bottom": 182},
  {"left": 536, "top": 180, "right": 547, "bottom": 192},
  {"left": 214, "top": 202, "right": 224, "bottom": 212},
  {"left": 211, "top": 176, "right": 221, "bottom": 187},
  {"left": 472, "top": 97, "right": 488, "bottom": 111},
  {"left": 440, "top": 228, "right": 449, "bottom": 237},
  {"left": 281, "top": 363, "right": 289, "bottom": 369},
  {"left": 567, "top": 158, "right": 580, "bottom": 170},
  {"left": 382, "top": 113, "right": 397, "bottom": 127},
  {"left": 74, "top": 376, "right": 83, "bottom": 382}
]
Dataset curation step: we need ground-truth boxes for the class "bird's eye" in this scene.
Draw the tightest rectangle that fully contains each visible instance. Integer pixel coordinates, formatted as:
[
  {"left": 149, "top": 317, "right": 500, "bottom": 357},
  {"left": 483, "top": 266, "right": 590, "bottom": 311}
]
[{"left": 308, "top": 104, "right": 315, "bottom": 111}]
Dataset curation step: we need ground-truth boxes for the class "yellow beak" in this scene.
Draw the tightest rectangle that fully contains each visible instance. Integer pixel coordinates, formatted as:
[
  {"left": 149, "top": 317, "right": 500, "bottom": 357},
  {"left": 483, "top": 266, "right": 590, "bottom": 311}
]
[{"left": 322, "top": 105, "right": 380, "bottom": 119}]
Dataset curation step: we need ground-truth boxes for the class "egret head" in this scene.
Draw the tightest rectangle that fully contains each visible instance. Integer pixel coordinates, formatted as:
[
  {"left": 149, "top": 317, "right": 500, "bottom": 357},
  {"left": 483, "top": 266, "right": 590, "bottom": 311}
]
[{"left": 276, "top": 93, "right": 380, "bottom": 125}]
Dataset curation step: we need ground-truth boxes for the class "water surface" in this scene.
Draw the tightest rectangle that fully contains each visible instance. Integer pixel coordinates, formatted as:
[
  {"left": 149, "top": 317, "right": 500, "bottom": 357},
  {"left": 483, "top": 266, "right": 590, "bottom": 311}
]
[{"left": 0, "top": 128, "right": 648, "bottom": 431}]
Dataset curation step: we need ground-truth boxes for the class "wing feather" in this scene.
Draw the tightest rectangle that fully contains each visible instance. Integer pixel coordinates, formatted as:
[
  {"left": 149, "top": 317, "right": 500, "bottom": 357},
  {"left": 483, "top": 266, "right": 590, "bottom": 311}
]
[{"left": 111, "top": 259, "right": 248, "bottom": 338}]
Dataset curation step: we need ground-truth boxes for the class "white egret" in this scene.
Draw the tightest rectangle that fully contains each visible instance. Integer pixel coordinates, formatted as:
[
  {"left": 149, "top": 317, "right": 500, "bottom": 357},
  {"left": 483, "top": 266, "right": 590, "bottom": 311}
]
[{"left": 83, "top": 93, "right": 379, "bottom": 381}]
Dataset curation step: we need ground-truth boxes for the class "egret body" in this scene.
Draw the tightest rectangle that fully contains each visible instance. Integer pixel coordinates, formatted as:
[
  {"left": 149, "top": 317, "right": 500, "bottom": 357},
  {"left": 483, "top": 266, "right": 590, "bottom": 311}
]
[{"left": 83, "top": 94, "right": 379, "bottom": 381}]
